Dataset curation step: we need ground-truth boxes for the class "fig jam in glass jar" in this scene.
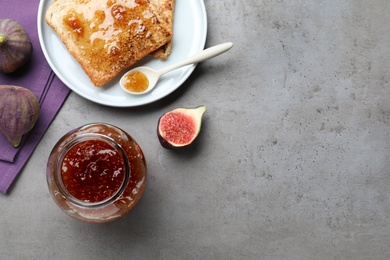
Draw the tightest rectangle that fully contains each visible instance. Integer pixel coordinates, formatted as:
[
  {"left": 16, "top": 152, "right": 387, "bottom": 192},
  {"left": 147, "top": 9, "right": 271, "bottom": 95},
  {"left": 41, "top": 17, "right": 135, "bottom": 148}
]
[{"left": 46, "top": 123, "right": 147, "bottom": 223}]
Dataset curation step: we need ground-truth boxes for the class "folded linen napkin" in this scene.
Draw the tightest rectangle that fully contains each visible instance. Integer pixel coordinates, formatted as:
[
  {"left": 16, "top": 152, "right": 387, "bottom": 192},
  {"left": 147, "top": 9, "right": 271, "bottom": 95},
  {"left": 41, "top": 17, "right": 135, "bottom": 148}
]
[{"left": 0, "top": 0, "right": 70, "bottom": 193}]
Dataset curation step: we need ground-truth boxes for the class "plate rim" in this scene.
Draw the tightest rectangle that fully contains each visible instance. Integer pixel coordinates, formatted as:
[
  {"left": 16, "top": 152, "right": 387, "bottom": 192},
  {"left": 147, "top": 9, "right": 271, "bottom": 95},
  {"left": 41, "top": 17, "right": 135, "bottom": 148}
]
[{"left": 37, "top": 0, "right": 208, "bottom": 107}]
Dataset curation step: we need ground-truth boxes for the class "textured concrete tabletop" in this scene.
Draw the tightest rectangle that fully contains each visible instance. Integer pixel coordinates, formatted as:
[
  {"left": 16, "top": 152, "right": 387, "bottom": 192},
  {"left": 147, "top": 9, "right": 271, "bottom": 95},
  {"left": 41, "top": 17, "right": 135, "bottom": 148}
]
[{"left": 1, "top": 0, "right": 390, "bottom": 259}]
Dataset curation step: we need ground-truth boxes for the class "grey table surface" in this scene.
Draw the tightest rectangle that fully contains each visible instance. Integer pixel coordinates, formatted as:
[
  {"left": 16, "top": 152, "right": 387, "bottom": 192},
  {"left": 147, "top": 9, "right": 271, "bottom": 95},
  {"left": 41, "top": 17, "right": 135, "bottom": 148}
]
[{"left": 1, "top": 0, "right": 390, "bottom": 259}]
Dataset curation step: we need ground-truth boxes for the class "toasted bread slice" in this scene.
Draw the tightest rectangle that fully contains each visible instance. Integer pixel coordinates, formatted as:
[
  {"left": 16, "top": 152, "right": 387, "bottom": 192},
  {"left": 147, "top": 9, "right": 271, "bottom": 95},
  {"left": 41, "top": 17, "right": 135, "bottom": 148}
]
[
  {"left": 46, "top": 0, "right": 172, "bottom": 86},
  {"left": 150, "top": 0, "right": 175, "bottom": 59}
]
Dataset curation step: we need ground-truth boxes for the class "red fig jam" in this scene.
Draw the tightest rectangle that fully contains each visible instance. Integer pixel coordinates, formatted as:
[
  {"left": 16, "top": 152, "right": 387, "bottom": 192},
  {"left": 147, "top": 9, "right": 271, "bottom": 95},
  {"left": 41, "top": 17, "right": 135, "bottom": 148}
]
[
  {"left": 61, "top": 139, "right": 125, "bottom": 203},
  {"left": 47, "top": 123, "right": 147, "bottom": 224}
]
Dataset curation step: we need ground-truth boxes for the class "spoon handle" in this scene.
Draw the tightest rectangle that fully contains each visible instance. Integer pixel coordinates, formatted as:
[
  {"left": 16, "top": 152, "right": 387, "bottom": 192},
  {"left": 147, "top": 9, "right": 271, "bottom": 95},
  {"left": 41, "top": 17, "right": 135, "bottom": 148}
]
[{"left": 157, "top": 42, "right": 234, "bottom": 76}]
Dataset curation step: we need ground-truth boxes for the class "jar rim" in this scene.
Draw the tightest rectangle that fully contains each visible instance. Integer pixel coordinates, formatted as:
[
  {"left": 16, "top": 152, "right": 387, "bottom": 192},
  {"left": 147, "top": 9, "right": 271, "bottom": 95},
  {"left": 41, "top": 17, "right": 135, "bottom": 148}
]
[{"left": 53, "top": 133, "right": 131, "bottom": 208}]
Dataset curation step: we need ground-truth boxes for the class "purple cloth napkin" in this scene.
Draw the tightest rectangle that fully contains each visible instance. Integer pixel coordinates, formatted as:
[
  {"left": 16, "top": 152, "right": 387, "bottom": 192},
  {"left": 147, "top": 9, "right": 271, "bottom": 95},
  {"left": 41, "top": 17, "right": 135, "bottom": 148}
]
[{"left": 0, "top": 0, "right": 70, "bottom": 193}]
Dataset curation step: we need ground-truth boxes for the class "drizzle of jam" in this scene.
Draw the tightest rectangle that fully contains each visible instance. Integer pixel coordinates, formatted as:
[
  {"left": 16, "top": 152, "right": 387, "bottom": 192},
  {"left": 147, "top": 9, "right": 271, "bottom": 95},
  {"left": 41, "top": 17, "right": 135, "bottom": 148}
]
[
  {"left": 61, "top": 139, "right": 125, "bottom": 203},
  {"left": 62, "top": 0, "right": 154, "bottom": 61},
  {"left": 123, "top": 71, "right": 149, "bottom": 92},
  {"left": 65, "top": 15, "right": 84, "bottom": 36},
  {"left": 111, "top": 4, "right": 126, "bottom": 21}
]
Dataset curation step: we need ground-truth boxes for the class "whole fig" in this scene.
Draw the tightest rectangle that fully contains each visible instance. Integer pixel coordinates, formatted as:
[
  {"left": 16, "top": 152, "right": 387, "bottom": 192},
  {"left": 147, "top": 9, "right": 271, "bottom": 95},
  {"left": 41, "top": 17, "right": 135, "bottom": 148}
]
[
  {"left": 0, "top": 19, "right": 33, "bottom": 73},
  {"left": 0, "top": 85, "right": 40, "bottom": 148}
]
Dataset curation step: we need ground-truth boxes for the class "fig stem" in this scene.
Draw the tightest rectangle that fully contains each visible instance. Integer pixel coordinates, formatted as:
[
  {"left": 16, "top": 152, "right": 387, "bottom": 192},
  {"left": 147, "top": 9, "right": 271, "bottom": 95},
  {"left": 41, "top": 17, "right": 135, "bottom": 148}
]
[{"left": 0, "top": 34, "right": 6, "bottom": 46}]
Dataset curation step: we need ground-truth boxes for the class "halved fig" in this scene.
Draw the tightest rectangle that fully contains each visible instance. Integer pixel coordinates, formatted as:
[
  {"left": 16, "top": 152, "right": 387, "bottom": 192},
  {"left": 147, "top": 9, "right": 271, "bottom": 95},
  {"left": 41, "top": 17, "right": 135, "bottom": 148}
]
[{"left": 157, "top": 106, "right": 206, "bottom": 149}]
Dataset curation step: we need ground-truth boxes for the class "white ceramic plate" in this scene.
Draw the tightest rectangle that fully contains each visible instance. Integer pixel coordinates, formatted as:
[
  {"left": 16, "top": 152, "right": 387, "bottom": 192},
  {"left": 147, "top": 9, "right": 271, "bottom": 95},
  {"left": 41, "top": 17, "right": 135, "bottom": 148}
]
[{"left": 37, "top": 0, "right": 207, "bottom": 107}]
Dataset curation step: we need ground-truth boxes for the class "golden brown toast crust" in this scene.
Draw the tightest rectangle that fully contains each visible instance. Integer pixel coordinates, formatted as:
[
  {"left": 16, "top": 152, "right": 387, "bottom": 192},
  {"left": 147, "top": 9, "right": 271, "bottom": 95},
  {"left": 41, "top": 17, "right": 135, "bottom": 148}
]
[
  {"left": 150, "top": 0, "right": 175, "bottom": 59},
  {"left": 46, "top": 0, "right": 172, "bottom": 86}
]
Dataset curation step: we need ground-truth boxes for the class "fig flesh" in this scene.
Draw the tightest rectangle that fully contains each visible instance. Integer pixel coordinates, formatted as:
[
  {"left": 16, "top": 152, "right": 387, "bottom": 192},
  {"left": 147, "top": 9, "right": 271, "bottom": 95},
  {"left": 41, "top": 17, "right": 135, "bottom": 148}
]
[
  {"left": 0, "top": 19, "right": 33, "bottom": 73},
  {"left": 0, "top": 85, "right": 40, "bottom": 148},
  {"left": 157, "top": 106, "right": 206, "bottom": 149}
]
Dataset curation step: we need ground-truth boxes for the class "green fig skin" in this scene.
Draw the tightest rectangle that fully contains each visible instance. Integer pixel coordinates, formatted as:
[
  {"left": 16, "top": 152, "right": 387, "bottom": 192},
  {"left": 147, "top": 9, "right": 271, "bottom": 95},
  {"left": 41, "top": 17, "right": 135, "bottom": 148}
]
[
  {"left": 157, "top": 106, "right": 206, "bottom": 149},
  {"left": 0, "top": 85, "right": 40, "bottom": 148}
]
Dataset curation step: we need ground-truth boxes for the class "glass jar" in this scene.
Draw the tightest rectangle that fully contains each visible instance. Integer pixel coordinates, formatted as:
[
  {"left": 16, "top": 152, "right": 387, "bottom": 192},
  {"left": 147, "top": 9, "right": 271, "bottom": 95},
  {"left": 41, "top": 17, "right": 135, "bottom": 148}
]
[{"left": 46, "top": 123, "right": 147, "bottom": 224}]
